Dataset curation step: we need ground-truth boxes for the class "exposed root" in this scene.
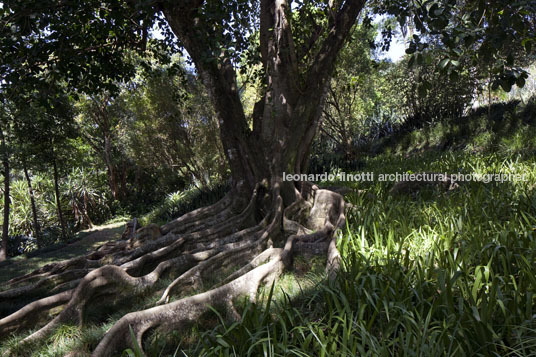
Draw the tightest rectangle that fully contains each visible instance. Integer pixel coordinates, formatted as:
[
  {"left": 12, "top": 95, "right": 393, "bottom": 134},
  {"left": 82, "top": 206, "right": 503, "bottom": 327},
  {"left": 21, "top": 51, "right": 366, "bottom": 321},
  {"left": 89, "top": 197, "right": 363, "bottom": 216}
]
[
  {"left": 219, "top": 246, "right": 284, "bottom": 285},
  {"left": 91, "top": 189, "right": 346, "bottom": 356},
  {"left": 1, "top": 185, "right": 347, "bottom": 357},
  {"left": 0, "top": 290, "right": 73, "bottom": 335},
  {"left": 5, "top": 256, "right": 101, "bottom": 288},
  {"left": 94, "top": 214, "right": 287, "bottom": 356},
  {"left": 15, "top": 254, "right": 200, "bottom": 346},
  {"left": 161, "top": 193, "right": 235, "bottom": 234},
  {"left": 0, "top": 195, "right": 251, "bottom": 311},
  {"left": 2, "top": 195, "right": 235, "bottom": 292},
  {"left": 0, "top": 269, "right": 91, "bottom": 301},
  {"left": 157, "top": 209, "right": 280, "bottom": 304}
]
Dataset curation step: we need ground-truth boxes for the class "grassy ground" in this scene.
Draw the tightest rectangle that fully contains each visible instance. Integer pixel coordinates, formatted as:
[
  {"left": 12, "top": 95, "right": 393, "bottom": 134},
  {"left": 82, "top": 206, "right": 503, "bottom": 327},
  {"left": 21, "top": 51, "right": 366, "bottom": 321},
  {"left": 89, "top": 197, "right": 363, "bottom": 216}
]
[
  {"left": 0, "top": 222, "right": 126, "bottom": 287},
  {"left": 179, "top": 151, "right": 536, "bottom": 356}
]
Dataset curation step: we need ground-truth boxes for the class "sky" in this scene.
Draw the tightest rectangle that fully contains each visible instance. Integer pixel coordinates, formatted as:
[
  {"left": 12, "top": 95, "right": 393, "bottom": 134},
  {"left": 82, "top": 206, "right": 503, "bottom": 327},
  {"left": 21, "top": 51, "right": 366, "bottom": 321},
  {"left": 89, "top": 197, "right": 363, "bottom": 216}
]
[
  {"left": 380, "top": 36, "right": 407, "bottom": 62},
  {"left": 373, "top": 14, "right": 407, "bottom": 63}
]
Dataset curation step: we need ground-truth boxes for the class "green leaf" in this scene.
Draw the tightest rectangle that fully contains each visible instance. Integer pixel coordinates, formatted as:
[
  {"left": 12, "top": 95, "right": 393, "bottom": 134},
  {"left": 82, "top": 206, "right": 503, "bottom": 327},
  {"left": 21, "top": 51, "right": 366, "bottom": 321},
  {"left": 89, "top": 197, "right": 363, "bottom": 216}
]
[
  {"left": 433, "top": 8, "right": 444, "bottom": 16},
  {"left": 418, "top": 84, "right": 427, "bottom": 97},
  {"left": 506, "top": 54, "right": 514, "bottom": 66},
  {"left": 439, "top": 58, "right": 450, "bottom": 69},
  {"left": 216, "top": 337, "right": 230, "bottom": 348},
  {"left": 472, "top": 306, "right": 481, "bottom": 322},
  {"left": 499, "top": 80, "right": 512, "bottom": 92},
  {"left": 417, "top": 53, "right": 424, "bottom": 65},
  {"left": 128, "top": 325, "right": 144, "bottom": 357}
]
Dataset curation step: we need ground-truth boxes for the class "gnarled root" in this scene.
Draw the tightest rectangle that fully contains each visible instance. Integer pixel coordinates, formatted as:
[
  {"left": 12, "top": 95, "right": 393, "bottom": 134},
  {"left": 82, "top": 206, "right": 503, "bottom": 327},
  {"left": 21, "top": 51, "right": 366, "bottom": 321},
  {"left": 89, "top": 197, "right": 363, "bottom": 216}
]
[
  {"left": 92, "top": 188, "right": 346, "bottom": 356},
  {"left": 0, "top": 185, "right": 347, "bottom": 357}
]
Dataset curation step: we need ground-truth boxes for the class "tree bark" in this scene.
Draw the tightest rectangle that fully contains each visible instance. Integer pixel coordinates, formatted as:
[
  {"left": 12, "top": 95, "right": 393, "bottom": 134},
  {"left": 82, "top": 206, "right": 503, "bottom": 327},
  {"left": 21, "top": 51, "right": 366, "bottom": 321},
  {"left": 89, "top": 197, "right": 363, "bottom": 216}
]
[
  {"left": 0, "top": 129, "right": 10, "bottom": 261},
  {"left": 23, "top": 160, "right": 42, "bottom": 247},
  {"left": 82, "top": 96, "right": 125, "bottom": 201},
  {"left": 52, "top": 154, "right": 67, "bottom": 241},
  {"left": 488, "top": 70, "right": 493, "bottom": 120}
]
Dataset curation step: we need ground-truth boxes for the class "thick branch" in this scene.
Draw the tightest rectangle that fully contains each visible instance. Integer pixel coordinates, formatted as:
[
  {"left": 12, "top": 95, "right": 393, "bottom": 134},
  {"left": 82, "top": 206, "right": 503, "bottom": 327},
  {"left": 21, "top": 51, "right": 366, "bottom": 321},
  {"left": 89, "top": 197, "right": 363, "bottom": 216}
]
[
  {"left": 305, "top": 0, "right": 366, "bottom": 93},
  {"left": 162, "top": 2, "right": 267, "bottom": 193}
]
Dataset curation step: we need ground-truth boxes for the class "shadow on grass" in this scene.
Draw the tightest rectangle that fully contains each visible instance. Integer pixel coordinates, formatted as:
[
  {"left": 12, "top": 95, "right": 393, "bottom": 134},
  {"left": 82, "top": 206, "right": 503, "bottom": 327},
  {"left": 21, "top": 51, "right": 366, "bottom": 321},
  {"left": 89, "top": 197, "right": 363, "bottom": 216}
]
[{"left": 0, "top": 223, "right": 126, "bottom": 288}]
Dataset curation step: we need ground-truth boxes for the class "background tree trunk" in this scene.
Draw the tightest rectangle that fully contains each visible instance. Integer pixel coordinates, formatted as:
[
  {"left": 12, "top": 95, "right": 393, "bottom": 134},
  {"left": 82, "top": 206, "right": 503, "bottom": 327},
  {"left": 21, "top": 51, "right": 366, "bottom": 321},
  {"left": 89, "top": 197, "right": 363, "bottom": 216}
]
[
  {"left": 0, "top": 129, "right": 10, "bottom": 261},
  {"left": 52, "top": 155, "right": 67, "bottom": 241},
  {"left": 103, "top": 135, "right": 120, "bottom": 201},
  {"left": 23, "top": 161, "right": 42, "bottom": 247}
]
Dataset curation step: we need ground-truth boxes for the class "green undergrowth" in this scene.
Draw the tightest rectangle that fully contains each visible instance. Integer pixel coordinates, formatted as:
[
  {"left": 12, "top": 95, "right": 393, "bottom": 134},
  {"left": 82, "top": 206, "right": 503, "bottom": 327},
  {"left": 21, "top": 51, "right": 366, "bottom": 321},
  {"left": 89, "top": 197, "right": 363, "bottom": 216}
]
[
  {"left": 166, "top": 151, "right": 536, "bottom": 356},
  {"left": 139, "top": 183, "right": 229, "bottom": 227},
  {"left": 375, "top": 99, "right": 536, "bottom": 156}
]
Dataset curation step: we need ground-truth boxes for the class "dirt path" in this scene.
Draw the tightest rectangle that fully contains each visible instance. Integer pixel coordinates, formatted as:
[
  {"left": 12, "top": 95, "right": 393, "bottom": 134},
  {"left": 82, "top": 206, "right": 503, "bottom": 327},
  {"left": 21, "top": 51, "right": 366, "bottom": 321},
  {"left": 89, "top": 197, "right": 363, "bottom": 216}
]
[{"left": 0, "top": 222, "right": 127, "bottom": 287}]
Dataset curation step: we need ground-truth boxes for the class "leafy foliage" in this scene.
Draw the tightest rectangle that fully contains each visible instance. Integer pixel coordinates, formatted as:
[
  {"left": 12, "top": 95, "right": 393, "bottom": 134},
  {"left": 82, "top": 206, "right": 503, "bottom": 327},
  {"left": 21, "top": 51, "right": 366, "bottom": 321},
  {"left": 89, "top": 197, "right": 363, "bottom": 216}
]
[
  {"left": 64, "top": 168, "right": 108, "bottom": 229},
  {"left": 374, "top": 0, "right": 536, "bottom": 92},
  {"left": 0, "top": 0, "right": 163, "bottom": 94},
  {"left": 320, "top": 23, "right": 396, "bottom": 159},
  {"left": 389, "top": 49, "right": 477, "bottom": 130}
]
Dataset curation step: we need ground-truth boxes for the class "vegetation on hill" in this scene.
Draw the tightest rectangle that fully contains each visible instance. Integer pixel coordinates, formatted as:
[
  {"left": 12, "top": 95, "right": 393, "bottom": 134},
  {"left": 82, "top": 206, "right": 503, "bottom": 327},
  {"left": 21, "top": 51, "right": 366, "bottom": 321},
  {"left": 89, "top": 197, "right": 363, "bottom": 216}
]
[{"left": 375, "top": 99, "right": 536, "bottom": 156}]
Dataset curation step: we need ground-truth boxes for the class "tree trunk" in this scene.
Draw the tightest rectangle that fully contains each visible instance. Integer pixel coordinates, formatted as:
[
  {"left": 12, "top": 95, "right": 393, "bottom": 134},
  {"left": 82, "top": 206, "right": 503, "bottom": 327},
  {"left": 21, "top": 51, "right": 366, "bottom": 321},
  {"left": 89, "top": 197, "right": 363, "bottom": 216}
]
[
  {"left": 52, "top": 155, "right": 67, "bottom": 241},
  {"left": 102, "top": 135, "right": 120, "bottom": 201},
  {"left": 163, "top": 0, "right": 364, "bottom": 202},
  {"left": 119, "top": 162, "right": 127, "bottom": 199},
  {"left": 488, "top": 72, "right": 493, "bottom": 120},
  {"left": 23, "top": 161, "right": 42, "bottom": 247},
  {"left": 0, "top": 129, "right": 9, "bottom": 261},
  {"left": 105, "top": 163, "right": 119, "bottom": 201},
  {"left": 0, "top": 1, "right": 365, "bottom": 355}
]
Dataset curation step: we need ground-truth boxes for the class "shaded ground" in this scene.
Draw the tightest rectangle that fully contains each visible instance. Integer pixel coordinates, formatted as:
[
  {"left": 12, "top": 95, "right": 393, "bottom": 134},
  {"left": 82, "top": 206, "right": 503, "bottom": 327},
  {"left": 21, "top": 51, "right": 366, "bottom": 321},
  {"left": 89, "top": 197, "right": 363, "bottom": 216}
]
[{"left": 0, "top": 222, "right": 126, "bottom": 287}]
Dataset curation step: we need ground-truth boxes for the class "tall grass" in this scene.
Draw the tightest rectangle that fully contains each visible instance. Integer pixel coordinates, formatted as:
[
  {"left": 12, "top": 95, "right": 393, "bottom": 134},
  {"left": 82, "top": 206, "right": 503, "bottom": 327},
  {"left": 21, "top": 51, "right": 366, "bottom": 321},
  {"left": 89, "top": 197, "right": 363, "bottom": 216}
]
[{"left": 177, "top": 151, "right": 536, "bottom": 357}]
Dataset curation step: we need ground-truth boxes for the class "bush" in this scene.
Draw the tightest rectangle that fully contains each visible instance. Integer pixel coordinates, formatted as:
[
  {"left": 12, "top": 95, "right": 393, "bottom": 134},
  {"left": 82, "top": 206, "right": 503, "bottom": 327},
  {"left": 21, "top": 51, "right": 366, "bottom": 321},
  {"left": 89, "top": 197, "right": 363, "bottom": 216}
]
[
  {"left": 7, "top": 235, "right": 37, "bottom": 257},
  {"left": 391, "top": 51, "right": 477, "bottom": 131}
]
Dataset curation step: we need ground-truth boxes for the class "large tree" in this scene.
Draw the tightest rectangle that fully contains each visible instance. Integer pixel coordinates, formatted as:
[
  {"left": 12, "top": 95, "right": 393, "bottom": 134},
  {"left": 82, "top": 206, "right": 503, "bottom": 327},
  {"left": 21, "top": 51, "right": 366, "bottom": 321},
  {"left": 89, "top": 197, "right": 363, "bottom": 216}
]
[{"left": 0, "top": 0, "right": 533, "bottom": 355}]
